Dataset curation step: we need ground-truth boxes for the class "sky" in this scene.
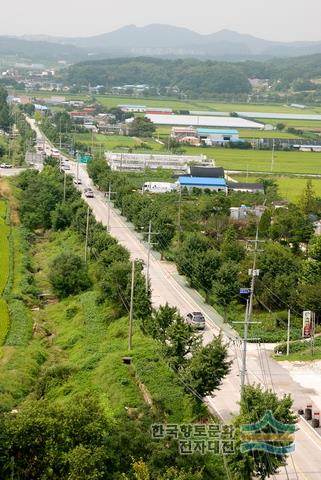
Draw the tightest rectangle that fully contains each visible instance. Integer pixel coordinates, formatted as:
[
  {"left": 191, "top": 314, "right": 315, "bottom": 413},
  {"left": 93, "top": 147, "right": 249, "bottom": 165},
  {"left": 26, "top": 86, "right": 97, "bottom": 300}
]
[{"left": 2, "top": 0, "right": 320, "bottom": 42}]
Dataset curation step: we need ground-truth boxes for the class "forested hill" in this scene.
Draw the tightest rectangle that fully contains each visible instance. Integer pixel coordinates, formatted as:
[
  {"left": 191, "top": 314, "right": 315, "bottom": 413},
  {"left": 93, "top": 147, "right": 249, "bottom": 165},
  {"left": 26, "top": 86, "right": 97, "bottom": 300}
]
[
  {"left": 64, "top": 55, "right": 321, "bottom": 96},
  {"left": 64, "top": 58, "right": 252, "bottom": 95}
]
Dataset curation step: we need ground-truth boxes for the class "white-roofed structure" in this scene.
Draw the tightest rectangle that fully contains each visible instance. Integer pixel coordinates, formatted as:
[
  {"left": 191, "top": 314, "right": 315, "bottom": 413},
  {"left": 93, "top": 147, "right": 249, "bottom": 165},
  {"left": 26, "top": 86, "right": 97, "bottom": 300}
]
[
  {"left": 146, "top": 114, "right": 264, "bottom": 129},
  {"left": 105, "top": 152, "right": 210, "bottom": 173}
]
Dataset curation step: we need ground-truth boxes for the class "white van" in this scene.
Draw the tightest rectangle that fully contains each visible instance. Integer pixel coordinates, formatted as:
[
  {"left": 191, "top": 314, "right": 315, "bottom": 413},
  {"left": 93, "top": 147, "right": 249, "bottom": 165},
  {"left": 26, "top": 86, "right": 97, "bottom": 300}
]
[{"left": 142, "top": 182, "right": 178, "bottom": 194}]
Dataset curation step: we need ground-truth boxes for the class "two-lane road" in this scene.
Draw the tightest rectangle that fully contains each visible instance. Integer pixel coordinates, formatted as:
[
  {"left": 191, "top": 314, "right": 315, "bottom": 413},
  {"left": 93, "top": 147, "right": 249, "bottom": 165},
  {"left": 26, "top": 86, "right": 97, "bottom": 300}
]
[{"left": 26, "top": 119, "right": 321, "bottom": 479}]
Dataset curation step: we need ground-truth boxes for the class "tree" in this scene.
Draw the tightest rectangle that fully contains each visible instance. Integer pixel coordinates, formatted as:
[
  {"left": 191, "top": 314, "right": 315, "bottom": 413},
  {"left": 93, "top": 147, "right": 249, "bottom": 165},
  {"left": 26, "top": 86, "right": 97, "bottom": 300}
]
[
  {"left": 299, "top": 180, "right": 316, "bottom": 215},
  {"left": 258, "top": 209, "right": 272, "bottom": 238},
  {"left": 99, "top": 260, "right": 151, "bottom": 320},
  {"left": 182, "top": 335, "right": 231, "bottom": 397},
  {"left": 270, "top": 205, "right": 313, "bottom": 247},
  {"left": 49, "top": 253, "right": 91, "bottom": 298},
  {"left": 0, "top": 395, "right": 112, "bottom": 480},
  {"left": 194, "top": 249, "right": 221, "bottom": 302},
  {"left": 212, "top": 261, "right": 240, "bottom": 322},
  {"left": 221, "top": 226, "right": 245, "bottom": 263},
  {"left": 129, "top": 117, "right": 156, "bottom": 137},
  {"left": 256, "top": 243, "right": 299, "bottom": 309},
  {"left": 228, "top": 385, "right": 296, "bottom": 480},
  {"left": 309, "top": 235, "right": 321, "bottom": 261},
  {"left": 297, "top": 281, "right": 321, "bottom": 320},
  {"left": 147, "top": 303, "right": 180, "bottom": 341},
  {"left": 54, "top": 111, "right": 73, "bottom": 133}
]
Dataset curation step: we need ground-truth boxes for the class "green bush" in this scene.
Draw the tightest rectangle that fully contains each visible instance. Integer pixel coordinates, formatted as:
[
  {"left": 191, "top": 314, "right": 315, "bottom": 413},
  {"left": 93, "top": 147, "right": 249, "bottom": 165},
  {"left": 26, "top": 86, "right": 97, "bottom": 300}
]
[{"left": 49, "top": 253, "right": 91, "bottom": 298}]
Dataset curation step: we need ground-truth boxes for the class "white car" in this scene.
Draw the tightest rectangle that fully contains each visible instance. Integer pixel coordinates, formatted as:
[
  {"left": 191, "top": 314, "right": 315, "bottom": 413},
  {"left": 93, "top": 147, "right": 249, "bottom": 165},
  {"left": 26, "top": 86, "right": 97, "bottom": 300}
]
[
  {"left": 73, "top": 178, "right": 82, "bottom": 185},
  {"left": 84, "top": 188, "right": 94, "bottom": 198},
  {"left": 63, "top": 164, "right": 71, "bottom": 171}
]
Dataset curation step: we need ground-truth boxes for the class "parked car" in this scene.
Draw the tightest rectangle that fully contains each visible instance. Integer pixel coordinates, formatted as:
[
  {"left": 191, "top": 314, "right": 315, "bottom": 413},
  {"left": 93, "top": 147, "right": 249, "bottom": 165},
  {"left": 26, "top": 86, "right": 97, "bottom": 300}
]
[
  {"left": 0, "top": 163, "right": 12, "bottom": 168},
  {"left": 84, "top": 188, "right": 94, "bottom": 198},
  {"left": 63, "top": 164, "right": 71, "bottom": 171},
  {"left": 186, "top": 312, "right": 205, "bottom": 330}
]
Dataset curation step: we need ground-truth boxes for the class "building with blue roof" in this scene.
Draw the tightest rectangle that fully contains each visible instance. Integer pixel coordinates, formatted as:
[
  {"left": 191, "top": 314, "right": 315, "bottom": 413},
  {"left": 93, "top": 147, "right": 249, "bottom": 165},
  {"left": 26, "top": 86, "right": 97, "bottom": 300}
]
[
  {"left": 178, "top": 176, "right": 227, "bottom": 193},
  {"left": 197, "top": 128, "right": 239, "bottom": 145}
]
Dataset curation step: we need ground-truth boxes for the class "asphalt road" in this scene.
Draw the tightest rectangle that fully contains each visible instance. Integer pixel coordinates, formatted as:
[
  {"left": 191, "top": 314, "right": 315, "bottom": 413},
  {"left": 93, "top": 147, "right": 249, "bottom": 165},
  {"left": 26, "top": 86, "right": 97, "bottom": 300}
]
[{"left": 27, "top": 118, "right": 321, "bottom": 480}]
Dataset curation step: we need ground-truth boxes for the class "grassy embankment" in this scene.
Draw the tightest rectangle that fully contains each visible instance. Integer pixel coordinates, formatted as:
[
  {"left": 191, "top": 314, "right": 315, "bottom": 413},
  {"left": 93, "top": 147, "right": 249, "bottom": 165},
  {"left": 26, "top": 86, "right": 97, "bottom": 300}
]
[
  {"left": 0, "top": 197, "right": 10, "bottom": 347},
  {"left": 30, "top": 228, "right": 195, "bottom": 421},
  {"left": 0, "top": 180, "right": 198, "bottom": 422}
]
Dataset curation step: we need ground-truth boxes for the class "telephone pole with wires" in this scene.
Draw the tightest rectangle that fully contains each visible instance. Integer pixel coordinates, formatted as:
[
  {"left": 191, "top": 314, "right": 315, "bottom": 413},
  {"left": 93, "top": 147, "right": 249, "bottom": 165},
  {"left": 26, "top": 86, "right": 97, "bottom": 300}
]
[
  {"left": 128, "top": 260, "right": 135, "bottom": 351},
  {"left": 106, "top": 182, "right": 116, "bottom": 231},
  {"left": 145, "top": 220, "right": 159, "bottom": 291},
  {"left": 84, "top": 206, "right": 90, "bottom": 263},
  {"left": 248, "top": 226, "right": 261, "bottom": 324}
]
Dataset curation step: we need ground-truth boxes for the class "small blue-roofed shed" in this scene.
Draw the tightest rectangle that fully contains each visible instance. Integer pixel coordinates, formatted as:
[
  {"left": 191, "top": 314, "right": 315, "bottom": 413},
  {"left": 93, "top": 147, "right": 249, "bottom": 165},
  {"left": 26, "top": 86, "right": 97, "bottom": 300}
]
[{"left": 178, "top": 176, "right": 227, "bottom": 193}]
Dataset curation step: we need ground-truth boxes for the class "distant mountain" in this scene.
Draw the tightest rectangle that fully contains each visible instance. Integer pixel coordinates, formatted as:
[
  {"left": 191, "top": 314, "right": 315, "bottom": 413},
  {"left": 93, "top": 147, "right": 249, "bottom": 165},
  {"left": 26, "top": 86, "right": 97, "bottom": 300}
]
[
  {"left": 0, "top": 37, "right": 89, "bottom": 64},
  {"left": 14, "top": 25, "right": 321, "bottom": 61}
]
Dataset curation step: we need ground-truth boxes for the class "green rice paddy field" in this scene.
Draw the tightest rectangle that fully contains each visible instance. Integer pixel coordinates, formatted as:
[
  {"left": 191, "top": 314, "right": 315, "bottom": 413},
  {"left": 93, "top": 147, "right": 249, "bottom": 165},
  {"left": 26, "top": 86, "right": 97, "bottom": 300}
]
[
  {"left": 32, "top": 91, "right": 321, "bottom": 115},
  {"left": 231, "top": 175, "right": 321, "bottom": 202},
  {"left": 193, "top": 148, "right": 321, "bottom": 175},
  {"left": 76, "top": 131, "right": 321, "bottom": 175}
]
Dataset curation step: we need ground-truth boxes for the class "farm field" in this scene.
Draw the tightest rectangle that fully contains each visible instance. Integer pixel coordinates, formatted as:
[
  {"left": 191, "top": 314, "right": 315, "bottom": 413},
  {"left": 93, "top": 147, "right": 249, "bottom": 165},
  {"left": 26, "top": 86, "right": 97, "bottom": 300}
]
[
  {"left": 75, "top": 133, "right": 163, "bottom": 153},
  {"left": 30, "top": 91, "right": 321, "bottom": 115},
  {"left": 231, "top": 174, "right": 321, "bottom": 202},
  {"left": 258, "top": 118, "right": 321, "bottom": 130},
  {"left": 239, "top": 129, "right": 304, "bottom": 139},
  {"left": 183, "top": 147, "right": 321, "bottom": 174},
  {"left": 75, "top": 132, "right": 321, "bottom": 174}
]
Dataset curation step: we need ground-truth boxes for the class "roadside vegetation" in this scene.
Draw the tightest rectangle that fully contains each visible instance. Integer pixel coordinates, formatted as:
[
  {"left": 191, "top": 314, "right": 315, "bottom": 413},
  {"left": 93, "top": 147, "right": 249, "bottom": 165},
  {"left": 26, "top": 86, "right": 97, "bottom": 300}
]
[
  {"left": 0, "top": 165, "right": 238, "bottom": 479},
  {"left": 87, "top": 160, "right": 321, "bottom": 342}
]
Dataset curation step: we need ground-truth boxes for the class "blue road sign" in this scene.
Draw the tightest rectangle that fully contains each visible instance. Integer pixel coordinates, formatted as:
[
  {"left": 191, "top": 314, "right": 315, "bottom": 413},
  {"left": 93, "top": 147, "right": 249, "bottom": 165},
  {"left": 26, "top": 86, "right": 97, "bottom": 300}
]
[{"left": 240, "top": 288, "right": 251, "bottom": 294}]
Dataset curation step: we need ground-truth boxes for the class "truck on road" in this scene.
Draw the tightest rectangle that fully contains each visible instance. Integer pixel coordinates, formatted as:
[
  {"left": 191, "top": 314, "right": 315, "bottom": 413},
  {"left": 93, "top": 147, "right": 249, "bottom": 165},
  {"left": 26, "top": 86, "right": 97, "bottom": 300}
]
[{"left": 142, "top": 181, "right": 178, "bottom": 194}]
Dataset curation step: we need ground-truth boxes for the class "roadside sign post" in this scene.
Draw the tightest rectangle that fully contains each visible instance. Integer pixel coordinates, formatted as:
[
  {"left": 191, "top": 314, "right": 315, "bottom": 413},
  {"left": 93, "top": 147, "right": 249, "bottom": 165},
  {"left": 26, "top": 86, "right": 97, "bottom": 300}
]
[
  {"left": 302, "top": 310, "right": 312, "bottom": 338},
  {"left": 287, "top": 309, "right": 291, "bottom": 356}
]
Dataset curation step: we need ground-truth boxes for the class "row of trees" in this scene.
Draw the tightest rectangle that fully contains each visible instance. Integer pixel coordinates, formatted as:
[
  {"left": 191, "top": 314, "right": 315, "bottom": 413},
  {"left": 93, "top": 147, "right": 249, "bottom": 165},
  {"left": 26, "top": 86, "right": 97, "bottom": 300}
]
[
  {"left": 0, "top": 87, "right": 11, "bottom": 132},
  {"left": 87, "top": 160, "right": 321, "bottom": 330}
]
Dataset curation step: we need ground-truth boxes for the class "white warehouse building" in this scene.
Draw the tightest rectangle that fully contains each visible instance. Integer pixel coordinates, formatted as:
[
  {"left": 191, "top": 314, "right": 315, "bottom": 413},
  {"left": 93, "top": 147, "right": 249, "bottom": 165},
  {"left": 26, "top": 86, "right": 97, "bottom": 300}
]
[{"left": 146, "top": 114, "right": 264, "bottom": 130}]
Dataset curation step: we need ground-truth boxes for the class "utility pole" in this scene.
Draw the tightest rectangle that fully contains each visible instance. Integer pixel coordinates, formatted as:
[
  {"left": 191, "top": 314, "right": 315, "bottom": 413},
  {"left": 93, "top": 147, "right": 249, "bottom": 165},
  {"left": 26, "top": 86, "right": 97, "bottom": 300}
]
[
  {"left": 240, "top": 299, "right": 250, "bottom": 389},
  {"left": 128, "top": 260, "right": 135, "bottom": 351},
  {"left": 59, "top": 117, "right": 62, "bottom": 150},
  {"left": 76, "top": 151, "right": 80, "bottom": 184},
  {"left": 286, "top": 309, "right": 291, "bottom": 356},
  {"left": 91, "top": 128, "right": 94, "bottom": 155},
  {"left": 146, "top": 221, "right": 152, "bottom": 291},
  {"left": 177, "top": 188, "right": 182, "bottom": 247},
  {"left": 63, "top": 170, "right": 67, "bottom": 202},
  {"left": 311, "top": 311, "right": 316, "bottom": 356},
  {"left": 234, "top": 298, "right": 261, "bottom": 392},
  {"left": 106, "top": 182, "right": 116, "bottom": 231},
  {"left": 84, "top": 206, "right": 90, "bottom": 263},
  {"left": 271, "top": 138, "right": 275, "bottom": 172},
  {"left": 248, "top": 226, "right": 260, "bottom": 324}
]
